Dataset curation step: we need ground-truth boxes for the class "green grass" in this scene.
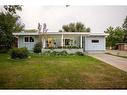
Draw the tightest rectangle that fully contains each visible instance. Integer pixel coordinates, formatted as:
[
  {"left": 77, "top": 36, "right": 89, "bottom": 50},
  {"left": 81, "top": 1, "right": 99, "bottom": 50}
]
[{"left": 0, "top": 53, "right": 127, "bottom": 89}]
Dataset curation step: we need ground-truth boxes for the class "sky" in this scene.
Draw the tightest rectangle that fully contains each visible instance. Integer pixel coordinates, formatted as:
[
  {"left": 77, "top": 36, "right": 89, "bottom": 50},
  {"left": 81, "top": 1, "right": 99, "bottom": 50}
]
[{"left": 12, "top": 6, "right": 127, "bottom": 33}]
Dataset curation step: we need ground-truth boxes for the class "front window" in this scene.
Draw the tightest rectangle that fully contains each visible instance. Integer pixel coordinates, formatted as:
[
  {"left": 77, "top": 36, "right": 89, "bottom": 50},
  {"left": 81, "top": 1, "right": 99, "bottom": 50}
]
[
  {"left": 64, "top": 39, "right": 73, "bottom": 46},
  {"left": 25, "top": 37, "right": 28, "bottom": 42},
  {"left": 92, "top": 40, "right": 99, "bottom": 43},
  {"left": 30, "top": 37, "right": 34, "bottom": 42},
  {"left": 65, "top": 39, "right": 70, "bottom": 45},
  {"left": 24, "top": 37, "right": 34, "bottom": 42}
]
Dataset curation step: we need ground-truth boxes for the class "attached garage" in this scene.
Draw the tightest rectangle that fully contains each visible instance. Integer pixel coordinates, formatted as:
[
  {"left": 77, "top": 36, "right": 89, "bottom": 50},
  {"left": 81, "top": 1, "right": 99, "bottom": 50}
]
[{"left": 84, "top": 35, "right": 106, "bottom": 53}]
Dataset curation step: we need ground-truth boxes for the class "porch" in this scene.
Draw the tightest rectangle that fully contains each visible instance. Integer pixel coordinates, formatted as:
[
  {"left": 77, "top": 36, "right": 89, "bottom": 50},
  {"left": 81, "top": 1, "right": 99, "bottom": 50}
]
[
  {"left": 42, "top": 33, "right": 85, "bottom": 50},
  {"left": 41, "top": 33, "right": 86, "bottom": 53}
]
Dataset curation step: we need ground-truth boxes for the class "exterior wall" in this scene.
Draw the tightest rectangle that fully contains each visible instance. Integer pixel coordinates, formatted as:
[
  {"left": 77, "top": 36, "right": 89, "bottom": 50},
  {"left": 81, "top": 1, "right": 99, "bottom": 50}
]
[
  {"left": 18, "top": 35, "right": 81, "bottom": 50},
  {"left": 17, "top": 34, "right": 106, "bottom": 53},
  {"left": 18, "top": 35, "right": 39, "bottom": 50},
  {"left": 85, "top": 36, "right": 105, "bottom": 53}
]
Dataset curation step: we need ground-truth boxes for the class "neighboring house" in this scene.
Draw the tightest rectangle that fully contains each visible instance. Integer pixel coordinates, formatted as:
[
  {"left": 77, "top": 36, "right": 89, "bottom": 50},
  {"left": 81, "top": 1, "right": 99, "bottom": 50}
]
[
  {"left": 116, "top": 43, "right": 127, "bottom": 51},
  {"left": 13, "top": 31, "right": 108, "bottom": 53}
]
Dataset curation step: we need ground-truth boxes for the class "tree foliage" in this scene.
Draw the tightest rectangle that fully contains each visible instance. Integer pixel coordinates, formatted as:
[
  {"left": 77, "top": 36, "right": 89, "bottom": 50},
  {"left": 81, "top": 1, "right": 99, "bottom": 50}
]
[
  {"left": 59, "top": 22, "right": 90, "bottom": 32},
  {"left": 0, "top": 5, "right": 24, "bottom": 49},
  {"left": 105, "top": 26, "right": 125, "bottom": 48},
  {"left": 4, "top": 5, "right": 22, "bottom": 14},
  {"left": 24, "top": 29, "right": 38, "bottom": 32},
  {"left": 122, "top": 16, "right": 127, "bottom": 42}
]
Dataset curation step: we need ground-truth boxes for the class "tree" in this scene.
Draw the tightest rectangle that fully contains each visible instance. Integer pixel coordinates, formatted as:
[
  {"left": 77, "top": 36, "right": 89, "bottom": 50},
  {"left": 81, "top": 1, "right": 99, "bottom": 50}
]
[
  {"left": 24, "top": 29, "right": 38, "bottom": 32},
  {"left": 62, "top": 25, "right": 70, "bottom": 32},
  {"left": 122, "top": 16, "right": 127, "bottom": 42},
  {"left": 58, "top": 30, "right": 62, "bottom": 32},
  {"left": 59, "top": 22, "right": 90, "bottom": 32},
  {"left": 4, "top": 5, "right": 22, "bottom": 14},
  {"left": 0, "top": 5, "right": 24, "bottom": 50},
  {"left": 105, "top": 26, "right": 125, "bottom": 49}
]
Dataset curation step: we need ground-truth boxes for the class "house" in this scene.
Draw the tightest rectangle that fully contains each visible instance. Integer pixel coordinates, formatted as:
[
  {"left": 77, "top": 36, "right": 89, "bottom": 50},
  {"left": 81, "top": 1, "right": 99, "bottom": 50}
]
[{"left": 13, "top": 31, "right": 108, "bottom": 53}]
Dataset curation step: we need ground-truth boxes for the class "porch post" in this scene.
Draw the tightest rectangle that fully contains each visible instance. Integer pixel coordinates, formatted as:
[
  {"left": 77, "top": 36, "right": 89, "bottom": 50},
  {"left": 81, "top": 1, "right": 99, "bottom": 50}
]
[
  {"left": 80, "top": 35, "right": 82, "bottom": 48},
  {"left": 43, "top": 39, "right": 46, "bottom": 48},
  {"left": 61, "top": 34, "right": 63, "bottom": 47}
]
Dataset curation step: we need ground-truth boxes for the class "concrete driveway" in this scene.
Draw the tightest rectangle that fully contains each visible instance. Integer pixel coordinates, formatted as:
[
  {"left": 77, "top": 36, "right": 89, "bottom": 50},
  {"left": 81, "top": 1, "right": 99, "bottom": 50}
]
[{"left": 89, "top": 53, "right": 127, "bottom": 72}]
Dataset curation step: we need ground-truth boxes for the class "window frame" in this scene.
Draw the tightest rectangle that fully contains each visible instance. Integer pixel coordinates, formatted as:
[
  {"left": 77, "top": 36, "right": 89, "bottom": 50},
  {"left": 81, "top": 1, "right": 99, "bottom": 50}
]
[
  {"left": 24, "top": 36, "right": 35, "bottom": 43},
  {"left": 24, "top": 37, "right": 29, "bottom": 42},
  {"left": 29, "top": 37, "right": 34, "bottom": 42},
  {"left": 91, "top": 39, "right": 99, "bottom": 43},
  {"left": 64, "top": 38, "right": 74, "bottom": 46}
]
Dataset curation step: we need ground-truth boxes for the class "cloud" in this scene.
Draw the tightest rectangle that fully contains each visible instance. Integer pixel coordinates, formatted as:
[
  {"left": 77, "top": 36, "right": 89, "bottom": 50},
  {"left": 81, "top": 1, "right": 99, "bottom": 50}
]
[{"left": 18, "top": 6, "right": 127, "bottom": 33}]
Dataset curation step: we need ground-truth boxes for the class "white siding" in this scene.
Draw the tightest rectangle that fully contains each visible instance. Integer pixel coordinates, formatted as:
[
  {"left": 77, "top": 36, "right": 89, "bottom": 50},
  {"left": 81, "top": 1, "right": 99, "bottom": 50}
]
[{"left": 85, "top": 36, "right": 105, "bottom": 53}]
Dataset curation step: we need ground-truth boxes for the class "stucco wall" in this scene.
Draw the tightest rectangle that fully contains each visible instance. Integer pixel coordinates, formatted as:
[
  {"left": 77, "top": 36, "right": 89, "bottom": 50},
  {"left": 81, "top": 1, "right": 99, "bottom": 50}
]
[
  {"left": 85, "top": 36, "right": 105, "bottom": 53},
  {"left": 18, "top": 35, "right": 39, "bottom": 50}
]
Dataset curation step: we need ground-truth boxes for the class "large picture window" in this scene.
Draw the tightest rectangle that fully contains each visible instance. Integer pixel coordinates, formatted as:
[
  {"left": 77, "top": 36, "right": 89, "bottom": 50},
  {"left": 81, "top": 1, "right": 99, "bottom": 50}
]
[{"left": 24, "top": 37, "right": 34, "bottom": 42}]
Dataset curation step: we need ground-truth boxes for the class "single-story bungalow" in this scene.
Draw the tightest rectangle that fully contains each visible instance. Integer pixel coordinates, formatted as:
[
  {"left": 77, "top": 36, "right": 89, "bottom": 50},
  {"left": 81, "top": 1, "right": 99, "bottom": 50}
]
[{"left": 13, "top": 31, "right": 108, "bottom": 53}]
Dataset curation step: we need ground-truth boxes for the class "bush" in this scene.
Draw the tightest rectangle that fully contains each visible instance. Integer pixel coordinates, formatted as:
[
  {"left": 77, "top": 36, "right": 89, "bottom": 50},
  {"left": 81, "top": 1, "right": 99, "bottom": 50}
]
[
  {"left": 45, "top": 46, "right": 80, "bottom": 49},
  {"left": 43, "top": 50, "right": 68, "bottom": 56},
  {"left": 0, "top": 45, "right": 9, "bottom": 53},
  {"left": 43, "top": 50, "right": 84, "bottom": 56},
  {"left": 0, "top": 48, "right": 9, "bottom": 53},
  {"left": 75, "top": 51, "right": 84, "bottom": 56},
  {"left": 43, "top": 50, "right": 51, "bottom": 56},
  {"left": 10, "top": 47, "right": 28, "bottom": 59},
  {"left": 33, "top": 42, "right": 42, "bottom": 53},
  {"left": 59, "top": 50, "right": 68, "bottom": 55}
]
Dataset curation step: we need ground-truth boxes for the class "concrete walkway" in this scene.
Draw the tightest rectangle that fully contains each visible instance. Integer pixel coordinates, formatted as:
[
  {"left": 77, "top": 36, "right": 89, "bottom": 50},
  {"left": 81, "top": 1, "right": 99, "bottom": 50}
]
[{"left": 89, "top": 53, "right": 127, "bottom": 72}]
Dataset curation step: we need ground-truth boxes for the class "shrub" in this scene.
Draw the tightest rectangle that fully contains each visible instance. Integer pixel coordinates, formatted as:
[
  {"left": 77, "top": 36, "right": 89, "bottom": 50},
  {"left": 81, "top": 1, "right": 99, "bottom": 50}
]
[
  {"left": 43, "top": 50, "right": 84, "bottom": 56},
  {"left": 51, "top": 51, "right": 58, "bottom": 56},
  {"left": 10, "top": 47, "right": 28, "bottom": 59},
  {"left": 33, "top": 42, "right": 42, "bottom": 53},
  {"left": 43, "top": 50, "right": 68, "bottom": 56},
  {"left": 71, "top": 46, "right": 80, "bottom": 49},
  {"left": 75, "top": 51, "right": 84, "bottom": 56},
  {"left": 43, "top": 50, "right": 51, "bottom": 56},
  {"left": 0, "top": 45, "right": 9, "bottom": 53},
  {"left": 59, "top": 50, "right": 68, "bottom": 56},
  {"left": 0, "top": 48, "right": 9, "bottom": 53},
  {"left": 46, "top": 46, "right": 80, "bottom": 49}
]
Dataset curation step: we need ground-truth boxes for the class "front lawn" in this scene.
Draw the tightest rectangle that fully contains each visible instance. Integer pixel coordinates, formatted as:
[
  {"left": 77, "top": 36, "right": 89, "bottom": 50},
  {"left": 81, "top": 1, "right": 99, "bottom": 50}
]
[{"left": 0, "top": 53, "right": 127, "bottom": 89}]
